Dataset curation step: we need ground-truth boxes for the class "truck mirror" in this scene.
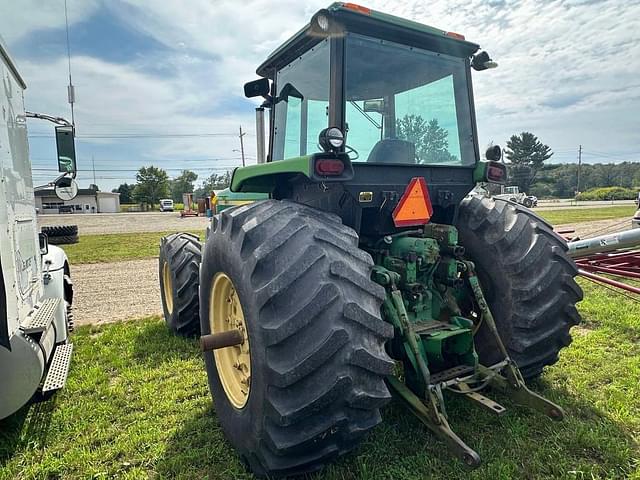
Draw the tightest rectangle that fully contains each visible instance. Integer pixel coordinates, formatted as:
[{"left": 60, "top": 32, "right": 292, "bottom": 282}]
[
  {"left": 54, "top": 176, "right": 79, "bottom": 201},
  {"left": 244, "top": 78, "right": 270, "bottom": 98},
  {"left": 55, "top": 125, "right": 77, "bottom": 174}
]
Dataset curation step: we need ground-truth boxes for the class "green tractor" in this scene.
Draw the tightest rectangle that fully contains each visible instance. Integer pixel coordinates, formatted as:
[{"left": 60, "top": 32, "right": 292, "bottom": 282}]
[{"left": 159, "top": 3, "right": 582, "bottom": 476}]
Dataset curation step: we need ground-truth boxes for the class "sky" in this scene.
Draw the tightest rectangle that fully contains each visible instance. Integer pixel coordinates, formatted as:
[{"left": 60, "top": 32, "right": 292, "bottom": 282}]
[{"left": 1, "top": 0, "right": 639, "bottom": 191}]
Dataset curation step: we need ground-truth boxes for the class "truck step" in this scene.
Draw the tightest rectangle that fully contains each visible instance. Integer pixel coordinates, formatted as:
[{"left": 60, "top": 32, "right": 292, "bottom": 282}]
[
  {"left": 41, "top": 343, "right": 73, "bottom": 392},
  {"left": 21, "top": 298, "right": 60, "bottom": 335}
]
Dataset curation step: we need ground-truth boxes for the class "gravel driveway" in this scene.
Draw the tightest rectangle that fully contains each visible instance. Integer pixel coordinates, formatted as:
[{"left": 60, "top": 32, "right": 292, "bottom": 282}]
[
  {"left": 39, "top": 212, "right": 209, "bottom": 235},
  {"left": 71, "top": 259, "right": 162, "bottom": 326}
]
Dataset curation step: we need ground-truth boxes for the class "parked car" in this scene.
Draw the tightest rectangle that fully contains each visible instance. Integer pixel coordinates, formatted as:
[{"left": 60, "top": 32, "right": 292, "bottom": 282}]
[{"left": 159, "top": 199, "right": 174, "bottom": 212}]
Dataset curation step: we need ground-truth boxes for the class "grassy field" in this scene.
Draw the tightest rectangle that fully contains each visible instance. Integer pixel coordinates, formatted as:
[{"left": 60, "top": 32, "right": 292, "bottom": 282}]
[
  {"left": 1, "top": 281, "right": 638, "bottom": 479},
  {"left": 537, "top": 205, "right": 636, "bottom": 226},
  {"left": 61, "top": 230, "right": 205, "bottom": 264}
]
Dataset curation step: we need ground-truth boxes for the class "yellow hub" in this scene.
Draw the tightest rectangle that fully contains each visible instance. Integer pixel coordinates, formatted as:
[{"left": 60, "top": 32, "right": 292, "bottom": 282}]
[
  {"left": 162, "top": 261, "right": 173, "bottom": 315},
  {"left": 210, "top": 272, "right": 251, "bottom": 409}
]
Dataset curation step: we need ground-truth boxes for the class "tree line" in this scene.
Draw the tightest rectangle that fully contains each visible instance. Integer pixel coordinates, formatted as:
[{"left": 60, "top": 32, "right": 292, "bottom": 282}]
[{"left": 113, "top": 167, "right": 232, "bottom": 207}]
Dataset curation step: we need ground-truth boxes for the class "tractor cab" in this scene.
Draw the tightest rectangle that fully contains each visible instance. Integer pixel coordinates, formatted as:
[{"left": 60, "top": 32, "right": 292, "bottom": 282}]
[{"left": 238, "top": 2, "right": 505, "bottom": 236}]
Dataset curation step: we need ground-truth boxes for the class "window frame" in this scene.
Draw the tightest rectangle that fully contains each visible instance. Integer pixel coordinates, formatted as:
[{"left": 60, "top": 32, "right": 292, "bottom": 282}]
[{"left": 268, "top": 33, "right": 481, "bottom": 168}]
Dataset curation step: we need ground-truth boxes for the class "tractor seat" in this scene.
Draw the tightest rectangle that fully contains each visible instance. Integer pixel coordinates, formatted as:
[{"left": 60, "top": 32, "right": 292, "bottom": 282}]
[{"left": 367, "top": 138, "right": 416, "bottom": 164}]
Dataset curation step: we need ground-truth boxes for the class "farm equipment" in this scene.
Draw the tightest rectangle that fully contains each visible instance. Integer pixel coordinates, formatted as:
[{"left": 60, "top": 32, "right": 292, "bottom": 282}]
[
  {"left": 568, "top": 227, "right": 640, "bottom": 298},
  {"left": 494, "top": 185, "right": 537, "bottom": 208},
  {"left": 180, "top": 193, "right": 198, "bottom": 217},
  {"left": 159, "top": 4, "right": 582, "bottom": 476},
  {"left": 0, "top": 37, "right": 77, "bottom": 420}
]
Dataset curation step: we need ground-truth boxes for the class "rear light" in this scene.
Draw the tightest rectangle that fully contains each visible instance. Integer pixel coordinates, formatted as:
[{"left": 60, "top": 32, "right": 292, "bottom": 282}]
[
  {"left": 486, "top": 162, "right": 507, "bottom": 183},
  {"left": 342, "top": 3, "right": 372, "bottom": 14},
  {"left": 315, "top": 159, "right": 345, "bottom": 176},
  {"left": 446, "top": 31, "right": 466, "bottom": 40}
]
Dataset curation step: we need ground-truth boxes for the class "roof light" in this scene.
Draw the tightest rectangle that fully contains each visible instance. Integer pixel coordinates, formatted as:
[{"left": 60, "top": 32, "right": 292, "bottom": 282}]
[
  {"left": 316, "top": 14, "right": 330, "bottom": 31},
  {"left": 318, "top": 127, "right": 345, "bottom": 152},
  {"left": 342, "top": 3, "right": 371, "bottom": 15},
  {"left": 445, "top": 31, "right": 466, "bottom": 40}
]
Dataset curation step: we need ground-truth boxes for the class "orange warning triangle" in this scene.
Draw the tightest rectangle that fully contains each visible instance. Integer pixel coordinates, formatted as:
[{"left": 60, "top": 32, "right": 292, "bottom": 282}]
[{"left": 392, "top": 177, "right": 433, "bottom": 227}]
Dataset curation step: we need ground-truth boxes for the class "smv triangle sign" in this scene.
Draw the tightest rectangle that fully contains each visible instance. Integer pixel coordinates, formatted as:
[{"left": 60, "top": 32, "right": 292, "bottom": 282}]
[{"left": 392, "top": 177, "right": 433, "bottom": 227}]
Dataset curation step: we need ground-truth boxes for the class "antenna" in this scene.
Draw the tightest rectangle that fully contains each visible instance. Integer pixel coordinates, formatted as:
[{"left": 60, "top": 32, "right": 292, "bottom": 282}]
[{"left": 64, "top": 0, "right": 75, "bottom": 127}]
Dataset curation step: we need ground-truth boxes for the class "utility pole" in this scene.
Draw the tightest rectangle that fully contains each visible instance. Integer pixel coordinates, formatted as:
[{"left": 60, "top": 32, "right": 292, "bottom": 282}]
[
  {"left": 92, "top": 155, "right": 96, "bottom": 186},
  {"left": 239, "top": 126, "right": 246, "bottom": 167},
  {"left": 576, "top": 144, "right": 582, "bottom": 196}
]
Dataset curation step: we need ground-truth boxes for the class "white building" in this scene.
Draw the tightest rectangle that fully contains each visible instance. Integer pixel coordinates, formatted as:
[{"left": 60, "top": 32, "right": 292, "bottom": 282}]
[{"left": 35, "top": 186, "right": 120, "bottom": 214}]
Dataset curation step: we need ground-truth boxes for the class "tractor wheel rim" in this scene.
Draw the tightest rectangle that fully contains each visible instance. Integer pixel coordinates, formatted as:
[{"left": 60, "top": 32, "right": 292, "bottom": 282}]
[
  {"left": 210, "top": 272, "right": 251, "bottom": 409},
  {"left": 162, "top": 261, "right": 174, "bottom": 315}
]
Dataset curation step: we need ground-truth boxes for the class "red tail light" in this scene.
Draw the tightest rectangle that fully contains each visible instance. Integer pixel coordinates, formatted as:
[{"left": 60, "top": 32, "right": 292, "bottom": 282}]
[
  {"left": 315, "top": 159, "right": 345, "bottom": 176},
  {"left": 487, "top": 162, "right": 507, "bottom": 183}
]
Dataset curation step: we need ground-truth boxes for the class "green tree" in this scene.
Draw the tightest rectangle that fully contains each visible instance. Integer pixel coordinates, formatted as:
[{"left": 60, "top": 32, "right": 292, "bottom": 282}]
[
  {"left": 195, "top": 171, "right": 232, "bottom": 198},
  {"left": 112, "top": 183, "right": 134, "bottom": 204},
  {"left": 133, "top": 166, "right": 170, "bottom": 208},
  {"left": 504, "top": 132, "right": 553, "bottom": 192},
  {"left": 396, "top": 115, "right": 457, "bottom": 164},
  {"left": 170, "top": 170, "right": 198, "bottom": 202}
]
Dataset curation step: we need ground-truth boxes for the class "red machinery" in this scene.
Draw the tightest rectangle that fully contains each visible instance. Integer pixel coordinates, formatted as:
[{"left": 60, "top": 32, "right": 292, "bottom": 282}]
[{"left": 567, "top": 228, "right": 640, "bottom": 299}]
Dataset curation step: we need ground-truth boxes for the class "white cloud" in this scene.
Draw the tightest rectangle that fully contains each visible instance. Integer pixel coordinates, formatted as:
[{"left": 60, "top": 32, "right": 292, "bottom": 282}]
[
  {"left": 3, "top": 0, "right": 640, "bottom": 190},
  {"left": 0, "top": 0, "right": 100, "bottom": 44}
]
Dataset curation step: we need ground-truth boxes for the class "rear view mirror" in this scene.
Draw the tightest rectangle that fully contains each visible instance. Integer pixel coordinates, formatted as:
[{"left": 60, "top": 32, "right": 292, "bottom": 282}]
[
  {"left": 55, "top": 125, "right": 77, "bottom": 173},
  {"left": 54, "top": 176, "right": 79, "bottom": 201},
  {"left": 244, "top": 78, "right": 270, "bottom": 98},
  {"left": 363, "top": 99, "right": 385, "bottom": 114}
]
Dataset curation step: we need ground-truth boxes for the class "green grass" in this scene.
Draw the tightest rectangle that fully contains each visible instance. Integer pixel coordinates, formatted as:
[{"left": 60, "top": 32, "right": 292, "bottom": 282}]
[
  {"left": 537, "top": 205, "right": 636, "bottom": 226},
  {"left": 1, "top": 281, "right": 639, "bottom": 479},
  {"left": 62, "top": 231, "right": 205, "bottom": 264}
]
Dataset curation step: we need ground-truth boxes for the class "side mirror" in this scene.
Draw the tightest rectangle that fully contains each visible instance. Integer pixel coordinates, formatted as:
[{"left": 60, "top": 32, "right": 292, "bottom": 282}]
[
  {"left": 54, "top": 176, "right": 79, "bottom": 201},
  {"left": 485, "top": 145, "right": 502, "bottom": 161},
  {"left": 38, "top": 233, "right": 49, "bottom": 255},
  {"left": 244, "top": 78, "right": 270, "bottom": 98},
  {"left": 55, "top": 125, "right": 77, "bottom": 174},
  {"left": 363, "top": 99, "right": 385, "bottom": 114}
]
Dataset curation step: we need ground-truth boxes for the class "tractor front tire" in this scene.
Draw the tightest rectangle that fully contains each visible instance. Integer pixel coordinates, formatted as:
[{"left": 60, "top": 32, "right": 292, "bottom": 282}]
[
  {"left": 159, "top": 232, "right": 202, "bottom": 336},
  {"left": 200, "top": 200, "right": 394, "bottom": 478},
  {"left": 456, "top": 194, "right": 582, "bottom": 379}
]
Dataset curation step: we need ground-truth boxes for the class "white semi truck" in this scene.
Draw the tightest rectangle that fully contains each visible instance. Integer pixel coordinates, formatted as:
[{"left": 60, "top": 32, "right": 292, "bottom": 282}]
[{"left": 0, "top": 37, "right": 78, "bottom": 420}]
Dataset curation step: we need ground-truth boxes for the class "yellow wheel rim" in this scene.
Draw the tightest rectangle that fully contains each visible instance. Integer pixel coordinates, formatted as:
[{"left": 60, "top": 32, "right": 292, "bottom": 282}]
[
  {"left": 162, "top": 261, "right": 173, "bottom": 315},
  {"left": 210, "top": 273, "right": 251, "bottom": 409}
]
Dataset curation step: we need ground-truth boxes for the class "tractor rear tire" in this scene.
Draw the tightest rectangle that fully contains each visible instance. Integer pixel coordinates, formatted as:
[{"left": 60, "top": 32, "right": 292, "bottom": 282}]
[
  {"left": 42, "top": 225, "right": 78, "bottom": 237},
  {"left": 200, "top": 200, "right": 394, "bottom": 478},
  {"left": 49, "top": 234, "right": 79, "bottom": 245},
  {"left": 159, "top": 232, "right": 202, "bottom": 336},
  {"left": 456, "top": 194, "right": 582, "bottom": 379}
]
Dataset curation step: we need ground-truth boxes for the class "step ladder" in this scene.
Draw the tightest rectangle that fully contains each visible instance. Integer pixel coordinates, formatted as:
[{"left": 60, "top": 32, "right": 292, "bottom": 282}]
[
  {"left": 20, "top": 298, "right": 60, "bottom": 335},
  {"left": 42, "top": 343, "right": 73, "bottom": 392}
]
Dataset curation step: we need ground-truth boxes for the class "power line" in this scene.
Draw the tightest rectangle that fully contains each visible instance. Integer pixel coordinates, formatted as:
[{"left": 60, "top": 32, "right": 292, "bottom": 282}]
[{"left": 28, "top": 132, "right": 252, "bottom": 139}]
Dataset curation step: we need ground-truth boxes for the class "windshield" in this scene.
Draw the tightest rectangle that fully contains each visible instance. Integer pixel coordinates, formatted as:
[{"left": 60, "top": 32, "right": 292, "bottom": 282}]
[
  {"left": 272, "top": 39, "right": 330, "bottom": 160},
  {"left": 344, "top": 34, "right": 476, "bottom": 166}
]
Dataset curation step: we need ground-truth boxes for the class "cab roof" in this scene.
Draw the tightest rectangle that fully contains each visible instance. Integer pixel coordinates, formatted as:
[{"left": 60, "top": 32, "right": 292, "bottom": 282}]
[{"left": 256, "top": 2, "right": 479, "bottom": 78}]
